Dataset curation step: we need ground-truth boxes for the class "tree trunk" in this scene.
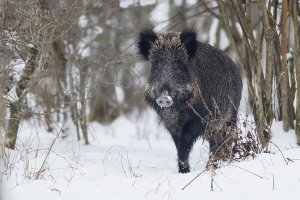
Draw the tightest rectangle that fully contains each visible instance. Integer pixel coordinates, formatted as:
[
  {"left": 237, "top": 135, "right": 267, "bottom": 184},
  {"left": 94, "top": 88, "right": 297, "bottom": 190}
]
[
  {"left": 280, "top": 0, "right": 293, "bottom": 131},
  {"left": 259, "top": 0, "right": 274, "bottom": 124},
  {"left": 79, "top": 59, "right": 89, "bottom": 145},
  {"left": 80, "top": 99, "right": 89, "bottom": 145},
  {"left": 293, "top": 0, "right": 300, "bottom": 145},
  {"left": 67, "top": 53, "right": 81, "bottom": 141}
]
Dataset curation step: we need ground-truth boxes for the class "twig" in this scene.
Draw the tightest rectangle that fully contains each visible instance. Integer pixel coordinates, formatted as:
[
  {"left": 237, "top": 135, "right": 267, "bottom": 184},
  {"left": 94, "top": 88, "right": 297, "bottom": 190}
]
[
  {"left": 269, "top": 141, "right": 288, "bottom": 165},
  {"left": 182, "top": 169, "right": 206, "bottom": 190},
  {"left": 273, "top": 175, "right": 275, "bottom": 190},
  {"left": 35, "top": 121, "right": 66, "bottom": 179},
  {"left": 211, "top": 177, "right": 222, "bottom": 192},
  {"left": 231, "top": 164, "right": 265, "bottom": 179},
  {"left": 211, "top": 176, "right": 213, "bottom": 191}
]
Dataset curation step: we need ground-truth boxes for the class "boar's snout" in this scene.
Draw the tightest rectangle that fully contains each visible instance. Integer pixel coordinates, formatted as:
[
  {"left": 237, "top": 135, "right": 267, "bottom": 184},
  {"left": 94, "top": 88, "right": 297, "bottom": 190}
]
[{"left": 156, "top": 90, "right": 173, "bottom": 108}]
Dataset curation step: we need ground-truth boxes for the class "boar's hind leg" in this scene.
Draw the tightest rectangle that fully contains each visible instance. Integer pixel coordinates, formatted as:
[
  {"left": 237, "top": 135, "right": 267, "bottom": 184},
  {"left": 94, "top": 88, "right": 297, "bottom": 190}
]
[{"left": 176, "top": 120, "right": 205, "bottom": 173}]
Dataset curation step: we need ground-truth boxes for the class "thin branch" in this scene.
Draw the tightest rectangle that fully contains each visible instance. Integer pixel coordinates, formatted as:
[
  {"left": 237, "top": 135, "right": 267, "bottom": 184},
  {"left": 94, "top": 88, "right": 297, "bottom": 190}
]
[
  {"left": 35, "top": 121, "right": 66, "bottom": 179},
  {"left": 269, "top": 141, "right": 288, "bottom": 165},
  {"left": 182, "top": 169, "right": 206, "bottom": 190},
  {"left": 231, "top": 164, "right": 265, "bottom": 179}
]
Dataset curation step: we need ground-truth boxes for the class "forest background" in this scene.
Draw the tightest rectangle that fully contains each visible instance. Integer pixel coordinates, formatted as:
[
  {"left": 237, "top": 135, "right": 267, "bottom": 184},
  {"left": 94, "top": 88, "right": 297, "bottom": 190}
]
[{"left": 1, "top": 0, "right": 299, "bottom": 149}]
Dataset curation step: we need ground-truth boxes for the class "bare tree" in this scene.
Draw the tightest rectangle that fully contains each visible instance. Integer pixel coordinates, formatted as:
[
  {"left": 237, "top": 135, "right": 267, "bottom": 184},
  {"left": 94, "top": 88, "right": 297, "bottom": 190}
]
[
  {"left": 1, "top": 0, "right": 87, "bottom": 149},
  {"left": 1, "top": 0, "right": 53, "bottom": 149},
  {"left": 218, "top": 0, "right": 298, "bottom": 146},
  {"left": 83, "top": 1, "right": 155, "bottom": 124},
  {"left": 1, "top": 0, "right": 157, "bottom": 149}
]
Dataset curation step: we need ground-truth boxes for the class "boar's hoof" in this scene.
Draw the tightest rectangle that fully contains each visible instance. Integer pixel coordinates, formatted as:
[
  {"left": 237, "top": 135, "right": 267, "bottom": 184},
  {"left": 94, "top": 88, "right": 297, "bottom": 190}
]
[
  {"left": 156, "top": 96, "right": 173, "bottom": 108},
  {"left": 178, "top": 160, "right": 190, "bottom": 173}
]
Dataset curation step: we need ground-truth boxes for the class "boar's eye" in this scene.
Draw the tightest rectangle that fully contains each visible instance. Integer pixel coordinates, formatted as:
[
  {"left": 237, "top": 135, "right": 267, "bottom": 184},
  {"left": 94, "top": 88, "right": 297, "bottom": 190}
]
[
  {"left": 175, "top": 60, "right": 186, "bottom": 71},
  {"left": 151, "top": 60, "right": 160, "bottom": 70}
]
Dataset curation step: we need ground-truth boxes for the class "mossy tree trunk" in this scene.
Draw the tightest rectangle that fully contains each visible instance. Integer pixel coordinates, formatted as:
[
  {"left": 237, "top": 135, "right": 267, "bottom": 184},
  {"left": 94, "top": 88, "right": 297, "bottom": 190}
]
[
  {"left": 5, "top": 47, "right": 38, "bottom": 149},
  {"left": 6, "top": 102, "right": 21, "bottom": 149}
]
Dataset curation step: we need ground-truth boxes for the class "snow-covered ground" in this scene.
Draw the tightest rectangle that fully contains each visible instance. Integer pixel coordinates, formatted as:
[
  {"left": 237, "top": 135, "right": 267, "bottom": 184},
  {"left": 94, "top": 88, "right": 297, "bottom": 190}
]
[{"left": 1, "top": 109, "right": 300, "bottom": 200}]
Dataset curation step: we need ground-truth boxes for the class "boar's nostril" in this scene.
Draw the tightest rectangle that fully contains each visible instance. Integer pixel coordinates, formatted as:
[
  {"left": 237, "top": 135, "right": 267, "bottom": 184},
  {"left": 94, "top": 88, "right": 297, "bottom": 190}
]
[{"left": 156, "top": 96, "right": 173, "bottom": 108}]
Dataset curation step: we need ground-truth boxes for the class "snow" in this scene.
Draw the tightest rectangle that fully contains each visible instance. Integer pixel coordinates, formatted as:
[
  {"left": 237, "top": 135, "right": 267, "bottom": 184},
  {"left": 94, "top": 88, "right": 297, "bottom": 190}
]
[
  {"left": 1, "top": 109, "right": 300, "bottom": 200},
  {"left": 78, "top": 15, "right": 88, "bottom": 28},
  {"left": 151, "top": 2, "right": 169, "bottom": 31},
  {"left": 208, "top": 19, "right": 219, "bottom": 46},
  {"left": 120, "top": 0, "right": 156, "bottom": 8}
]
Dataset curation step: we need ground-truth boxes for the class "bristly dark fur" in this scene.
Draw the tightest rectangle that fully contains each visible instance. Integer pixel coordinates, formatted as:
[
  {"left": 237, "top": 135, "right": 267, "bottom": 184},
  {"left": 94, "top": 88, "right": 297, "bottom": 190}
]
[{"left": 137, "top": 28, "right": 243, "bottom": 173}]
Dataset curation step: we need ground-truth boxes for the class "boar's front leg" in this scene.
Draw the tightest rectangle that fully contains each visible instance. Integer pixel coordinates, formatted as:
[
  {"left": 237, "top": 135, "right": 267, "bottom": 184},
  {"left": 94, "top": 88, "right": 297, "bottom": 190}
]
[
  {"left": 172, "top": 120, "right": 206, "bottom": 173},
  {"left": 170, "top": 134, "right": 190, "bottom": 173}
]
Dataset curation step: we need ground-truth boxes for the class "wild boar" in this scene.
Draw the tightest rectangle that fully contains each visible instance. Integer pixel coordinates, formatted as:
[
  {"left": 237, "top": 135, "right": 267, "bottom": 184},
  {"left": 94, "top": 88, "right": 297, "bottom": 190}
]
[{"left": 137, "top": 28, "right": 243, "bottom": 173}]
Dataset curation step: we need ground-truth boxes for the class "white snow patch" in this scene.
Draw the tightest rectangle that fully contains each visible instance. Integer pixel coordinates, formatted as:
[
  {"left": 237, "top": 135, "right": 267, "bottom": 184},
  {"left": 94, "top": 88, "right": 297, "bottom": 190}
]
[
  {"left": 151, "top": 2, "right": 170, "bottom": 31},
  {"left": 219, "top": 29, "right": 230, "bottom": 50},
  {"left": 1, "top": 112, "right": 300, "bottom": 200},
  {"left": 208, "top": 18, "right": 218, "bottom": 45},
  {"left": 78, "top": 15, "right": 88, "bottom": 28},
  {"left": 120, "top": 0, "right": 156, "bottom": 8},
  {"left": 94, "top": 26, "right": 103, "bottom": 35},
  {"left": 115, "top": 86, "right": 125, "bottom": 103},
  {"left": 26, "top": 43, "right": 35, "bottom": 48}
]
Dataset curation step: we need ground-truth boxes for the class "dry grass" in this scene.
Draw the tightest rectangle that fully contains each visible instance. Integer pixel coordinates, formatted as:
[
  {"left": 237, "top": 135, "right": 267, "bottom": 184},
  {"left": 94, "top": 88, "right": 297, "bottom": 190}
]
[{"left": 204, "top": 114, "right": 270, "bottom": 170}]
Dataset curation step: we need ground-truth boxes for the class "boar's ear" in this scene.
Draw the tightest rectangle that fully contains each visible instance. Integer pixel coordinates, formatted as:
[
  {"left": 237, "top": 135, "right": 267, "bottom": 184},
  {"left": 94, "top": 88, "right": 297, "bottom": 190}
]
[
  {"left": 137, "top": 28, "right": 158, "bottom": 60},
  {"left": 180, "top": 28, "right": 198, "bottom": 58}
]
